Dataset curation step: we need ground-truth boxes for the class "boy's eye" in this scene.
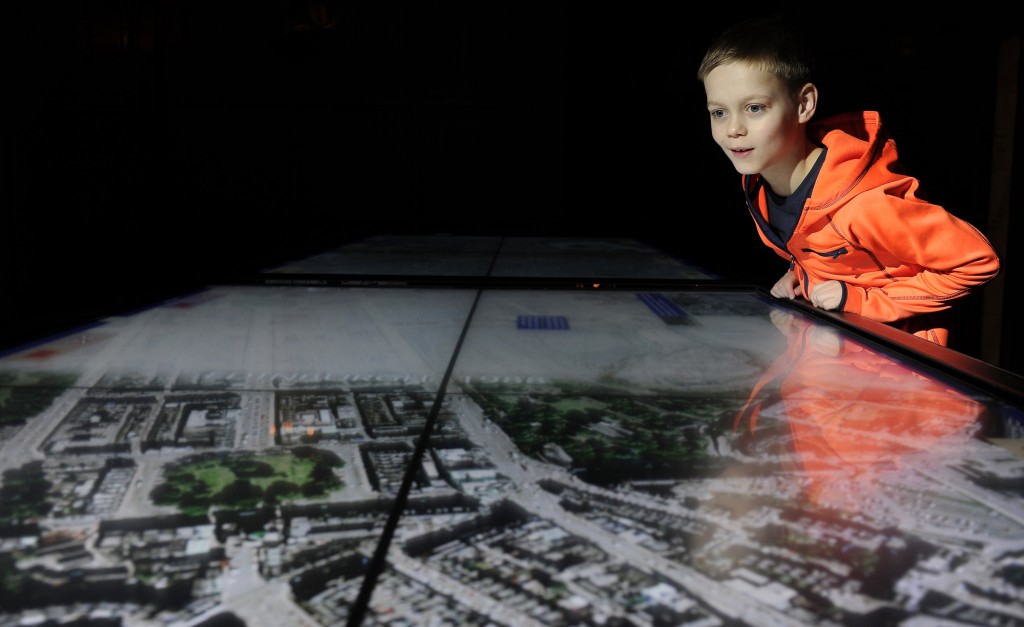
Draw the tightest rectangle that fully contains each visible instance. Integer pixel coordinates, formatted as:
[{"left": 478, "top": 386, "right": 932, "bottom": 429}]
[
  {"left": 710, "top": 109, "right": 726, "bottom": 120},
  {"left": 747, "top": 104, "right": 764, "bottom": 114}
]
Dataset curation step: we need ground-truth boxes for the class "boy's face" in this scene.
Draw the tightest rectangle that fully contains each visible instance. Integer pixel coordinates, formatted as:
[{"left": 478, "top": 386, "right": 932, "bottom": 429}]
[{"left": 703, "top": 62, "right": 806, "bottom": 184}]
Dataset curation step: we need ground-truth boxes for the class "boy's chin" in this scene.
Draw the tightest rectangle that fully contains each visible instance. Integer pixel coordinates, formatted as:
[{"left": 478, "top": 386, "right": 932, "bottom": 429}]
[
  {"left": 731, "top": 164, "right": 761, "bottom": 176},
  {"left": 725, "top": 156, "right": 760, "bottom": 175}
]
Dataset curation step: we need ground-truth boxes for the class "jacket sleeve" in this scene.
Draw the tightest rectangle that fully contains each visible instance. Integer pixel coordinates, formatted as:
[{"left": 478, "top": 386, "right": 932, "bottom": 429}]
[{"left": 837, "top": 190, "right": 1000, "bottom": 323}]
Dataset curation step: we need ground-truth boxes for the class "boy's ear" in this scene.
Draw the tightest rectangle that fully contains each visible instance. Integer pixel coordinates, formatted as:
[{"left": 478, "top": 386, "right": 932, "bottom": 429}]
[{"left": 797, "top": 82, "right": 818, "bottom": 122}]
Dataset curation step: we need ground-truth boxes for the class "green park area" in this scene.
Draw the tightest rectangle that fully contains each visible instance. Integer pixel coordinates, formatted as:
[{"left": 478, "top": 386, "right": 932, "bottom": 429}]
[
  {"left": 150, "top": 446, "right": 344, "bottom": 515},
  {"left": 467, "top": 381, "right": 730, "bottom": 484}
]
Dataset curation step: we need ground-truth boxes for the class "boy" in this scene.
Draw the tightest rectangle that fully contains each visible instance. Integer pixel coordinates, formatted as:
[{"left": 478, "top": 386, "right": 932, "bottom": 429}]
[{"left": 697, "top": 16, "right": 1000, "bottom": 347}]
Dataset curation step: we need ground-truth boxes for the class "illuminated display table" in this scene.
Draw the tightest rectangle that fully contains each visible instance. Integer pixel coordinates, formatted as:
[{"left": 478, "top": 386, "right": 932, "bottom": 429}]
[{"left": 1, "top": 236, "right": 1022, "bottom": 626}]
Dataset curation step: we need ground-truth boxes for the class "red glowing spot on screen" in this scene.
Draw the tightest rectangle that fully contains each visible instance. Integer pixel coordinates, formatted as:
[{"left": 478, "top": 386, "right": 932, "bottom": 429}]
[{"left": 24, "top": 349, "right": 60, "bottom": 360}]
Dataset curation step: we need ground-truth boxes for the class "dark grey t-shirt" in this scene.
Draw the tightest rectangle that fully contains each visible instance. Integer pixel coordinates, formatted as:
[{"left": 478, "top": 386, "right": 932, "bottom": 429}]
[{"left": 766, "top": 147, "right": 827, "bottom": 243}]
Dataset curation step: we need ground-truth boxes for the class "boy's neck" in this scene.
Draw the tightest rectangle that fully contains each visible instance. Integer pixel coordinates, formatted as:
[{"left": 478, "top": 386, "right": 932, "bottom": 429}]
[{"left": 765, "top": 143, "right": 823, "bottom": 197}]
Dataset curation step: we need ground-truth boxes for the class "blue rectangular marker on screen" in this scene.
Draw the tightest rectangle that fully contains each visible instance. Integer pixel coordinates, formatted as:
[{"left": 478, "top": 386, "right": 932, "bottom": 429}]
[
  {"left": 637, "top": 293, "right": 694, "bottom": 325},
  {"left": 517, "top": 315, "right": 570, "bottom": 330}
]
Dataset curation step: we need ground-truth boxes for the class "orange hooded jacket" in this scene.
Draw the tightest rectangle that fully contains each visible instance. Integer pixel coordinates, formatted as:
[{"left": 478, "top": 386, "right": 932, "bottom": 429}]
[{"left": 742, "top": 111, "right": 1000, "bottom": 346}]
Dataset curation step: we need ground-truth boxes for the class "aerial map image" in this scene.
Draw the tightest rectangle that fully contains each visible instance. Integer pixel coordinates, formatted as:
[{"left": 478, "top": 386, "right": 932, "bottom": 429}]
[{"left": 1, "top": 245, "right": 1023, "bottom": 626}]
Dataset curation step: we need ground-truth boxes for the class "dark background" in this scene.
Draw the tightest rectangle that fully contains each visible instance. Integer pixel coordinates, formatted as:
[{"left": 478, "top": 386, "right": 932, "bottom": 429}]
[{"left": 4, "top": 4, "right": 1022, "bottom": 376}]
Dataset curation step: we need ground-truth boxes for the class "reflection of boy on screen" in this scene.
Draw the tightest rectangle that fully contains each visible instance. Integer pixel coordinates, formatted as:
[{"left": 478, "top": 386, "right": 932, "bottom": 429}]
[{"left": 733, "top": 309, "right": 984, "bottom": 506}]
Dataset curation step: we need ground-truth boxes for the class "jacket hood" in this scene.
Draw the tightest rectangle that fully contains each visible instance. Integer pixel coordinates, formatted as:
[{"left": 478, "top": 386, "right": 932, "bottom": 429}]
[
  {"left": 740, "top": 111, "right": 896, "bottom": 240},
  {"left": 807, "top": 111, "right": 895, "bottom": 208}
]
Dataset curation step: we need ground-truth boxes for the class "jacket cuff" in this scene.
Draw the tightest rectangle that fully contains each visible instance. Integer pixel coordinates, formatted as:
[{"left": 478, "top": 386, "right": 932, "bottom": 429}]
[{"left": 837, "top": 282, "right": 853, "bottom": 312}]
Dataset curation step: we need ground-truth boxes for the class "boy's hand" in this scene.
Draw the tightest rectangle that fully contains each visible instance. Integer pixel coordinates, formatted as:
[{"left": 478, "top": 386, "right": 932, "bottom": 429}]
[
  {"left": 770, "top": 271, "right": 801, "bottom": 299},
  {"left": 770, "top": 272, "right": 843, "bottom": 311},
  {"left": 809, "top": 280, "right": 843, "bottom": 310}
]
